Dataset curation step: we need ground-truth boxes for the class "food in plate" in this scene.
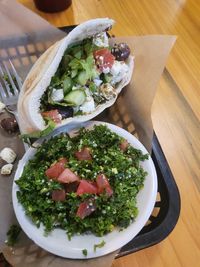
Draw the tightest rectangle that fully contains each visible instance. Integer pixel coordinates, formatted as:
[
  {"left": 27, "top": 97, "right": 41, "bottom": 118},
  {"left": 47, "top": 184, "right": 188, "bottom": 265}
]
[
  {"left": 17, "top": 18, "right": 134, "bottom": 134},
  {"left": 15, "top": 125, "right": 148, "bottom": 239}
]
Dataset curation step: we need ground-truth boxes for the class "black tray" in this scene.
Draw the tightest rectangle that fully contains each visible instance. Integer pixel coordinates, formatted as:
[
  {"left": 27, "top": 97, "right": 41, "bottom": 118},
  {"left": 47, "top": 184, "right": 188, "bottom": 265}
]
[{"left": 0, "top": 25, "right": 181, "bottom": 262}]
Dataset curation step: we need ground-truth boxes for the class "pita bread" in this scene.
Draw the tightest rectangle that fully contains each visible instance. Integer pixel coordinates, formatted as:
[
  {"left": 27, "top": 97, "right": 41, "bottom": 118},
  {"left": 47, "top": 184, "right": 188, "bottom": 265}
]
[{"left": 17, "top": 18, "right": 134, "bottom": 133}]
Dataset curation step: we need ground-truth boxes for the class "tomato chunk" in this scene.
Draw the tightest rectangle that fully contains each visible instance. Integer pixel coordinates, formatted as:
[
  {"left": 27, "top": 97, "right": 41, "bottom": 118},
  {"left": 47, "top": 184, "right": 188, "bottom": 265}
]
[
  {"left": 51, "top": 189, "right": 66, "bottom": 201},
  {"left": 76, "top": 180, "right": 98, "bottom": 195},
  {"left": 41, "top": 109, "right": 62, "bottom": 124},
  {"left": 96, "top": 174, "right": 113, "bottom": 197},
  {"left": 45, "top": 158, "right": 67, "bottom": 179},
  {"left": 74, "top": 147, "right": 92, "bottom": 161},
  {"left": 119, "top": 140, "right": 129, "bottom": 152},
  {"left": 76, "top": 199, "right": 96, "bottom": 219},
  {"left": 93, "top": 48, "right": 115, "bottom": 72},
  {"left": 58, "top": 168, "right": 80, "bottom": 183}
]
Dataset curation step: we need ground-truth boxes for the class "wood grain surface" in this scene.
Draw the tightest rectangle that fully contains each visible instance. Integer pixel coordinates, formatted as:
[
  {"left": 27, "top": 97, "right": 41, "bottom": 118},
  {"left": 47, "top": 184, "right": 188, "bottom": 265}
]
[{"left": 17, "top": 1, "right": 200, "bottom": 267}]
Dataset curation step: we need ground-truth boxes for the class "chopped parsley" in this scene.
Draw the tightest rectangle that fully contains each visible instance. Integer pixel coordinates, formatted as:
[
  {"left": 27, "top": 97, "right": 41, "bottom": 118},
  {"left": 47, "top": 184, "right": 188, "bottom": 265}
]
[
  {"left": 16, "top": 125, "right": 148, "bottom": 238},
  {"left": 82, "top": 249, "right": 88, "bottom": 256},
  {"left": 94, "top": 240, "right": 106, "bottom": 252},
  {"left": 5, "top": 225, "right": 21, "bottom": 246}
]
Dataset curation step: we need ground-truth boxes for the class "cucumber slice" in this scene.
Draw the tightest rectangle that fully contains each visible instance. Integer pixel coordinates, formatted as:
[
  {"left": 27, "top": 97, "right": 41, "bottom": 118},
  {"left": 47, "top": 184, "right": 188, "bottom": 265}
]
[
  {"left": 74, "top": 50, "right": 82, "bottom": 59},
  {"left": 63, "top": 76, "right": 73, "bottom": 94},
  {"left": 71, "top": 69, "right": 78, "bottom": 78},
  {"left": 91, "top": 68, "right": 99, "bottom": 79},
  {"left": 77, "top": 70, "right": 89, "bottom": 85},
  {"left": 64, "top": 89, "right": 86, "bottom": 106}
]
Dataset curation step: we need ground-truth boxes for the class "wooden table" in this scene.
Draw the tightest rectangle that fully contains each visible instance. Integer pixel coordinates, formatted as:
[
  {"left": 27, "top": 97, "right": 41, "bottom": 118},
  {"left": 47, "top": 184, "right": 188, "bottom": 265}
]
[{"left": 17, "top": 1, "right": 200, "bottom": 266}]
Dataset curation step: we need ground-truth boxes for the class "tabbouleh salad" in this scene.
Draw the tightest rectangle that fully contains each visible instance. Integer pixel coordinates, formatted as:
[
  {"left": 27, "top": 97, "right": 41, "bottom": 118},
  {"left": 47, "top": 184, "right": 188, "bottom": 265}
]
[{"left": 16, "top": 125, "right": 148, "bottom": 239}]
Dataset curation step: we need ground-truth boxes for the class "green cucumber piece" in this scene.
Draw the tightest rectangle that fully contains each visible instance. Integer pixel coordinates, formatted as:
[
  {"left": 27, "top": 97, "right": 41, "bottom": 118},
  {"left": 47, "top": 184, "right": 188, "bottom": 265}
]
[
  {"left": 91, "top": 68, "right": 99, "bottom": 79},
  {"left": 63, "top": 76, "right": 73, "bottom": 94},
  {"left": 71, "top": 69, "right": 78, "bottom": 78},
  {"left": 74, "top": 50, "right": 82, "bottom": 59},
  {"left": 64, "top": 89, "right": 86, "bottom": 106},
  {"left": 77, "top": 70, "right": 89, "bottom": 86}
]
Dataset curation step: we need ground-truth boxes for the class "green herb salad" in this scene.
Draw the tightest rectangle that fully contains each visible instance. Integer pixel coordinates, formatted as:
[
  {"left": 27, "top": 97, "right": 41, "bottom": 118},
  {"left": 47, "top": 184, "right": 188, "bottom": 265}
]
[{"left": 16, "top": 125, "right": 148, "bottom": 239}]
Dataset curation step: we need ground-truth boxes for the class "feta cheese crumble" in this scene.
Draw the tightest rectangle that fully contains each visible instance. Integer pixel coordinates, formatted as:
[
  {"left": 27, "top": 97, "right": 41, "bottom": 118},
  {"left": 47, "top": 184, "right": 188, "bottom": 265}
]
[
  {"left": 93, "top": 32, "right": 109, "bottom": 47},
  {"left": 1, "top": 163, "right": 13, "bottom": 175},
  {"left": 110, "top": 61, "right": 129, "bottom": 84},
  {"left": 80, "top": 96, "right": 95, "bottom": 113},
  {"left": 0, "top": 147, "right": 16, "bottom": 163},
  {"left": 51, "top": 89, "right": 64, "bottom": 102},
  {"left": 93, "top": 78, "right": 103, "bottom": 87}
]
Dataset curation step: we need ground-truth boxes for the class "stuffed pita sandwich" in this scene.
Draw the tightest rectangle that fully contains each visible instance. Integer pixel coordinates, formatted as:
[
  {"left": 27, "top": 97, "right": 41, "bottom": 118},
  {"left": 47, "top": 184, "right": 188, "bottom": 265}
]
[{"left": 17, "top": 18, "right": 134, "bottom": 135}]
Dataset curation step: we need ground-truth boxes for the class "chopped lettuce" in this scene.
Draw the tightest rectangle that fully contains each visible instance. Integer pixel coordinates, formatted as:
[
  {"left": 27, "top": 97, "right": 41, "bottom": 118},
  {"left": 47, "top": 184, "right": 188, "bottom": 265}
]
[
  {"left": 20, "top": 120, "right": 56, "bottom": 145},
  {"left": 93, "top": 240, "right": 106, "bottom": 252}
]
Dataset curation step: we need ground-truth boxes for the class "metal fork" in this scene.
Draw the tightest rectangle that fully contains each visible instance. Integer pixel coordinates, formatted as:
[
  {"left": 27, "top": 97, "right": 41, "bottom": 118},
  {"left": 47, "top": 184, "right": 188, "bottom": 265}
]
[
  {"left": 0, "top": 60, "right": 30, "bottom": 150},
  {"left": 0, "top": 59, "right": 22, "bottom": 117}
]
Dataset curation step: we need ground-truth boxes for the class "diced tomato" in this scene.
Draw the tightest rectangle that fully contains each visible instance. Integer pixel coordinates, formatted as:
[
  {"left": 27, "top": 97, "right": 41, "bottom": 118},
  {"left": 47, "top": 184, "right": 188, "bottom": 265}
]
[
  {"left": 76, "top": 180, "right": 98, "bottom": 195},
  {"left": 51, "top": 189, "right": 66, "bottom": 201},
  {"left": 93, "top": 48, "right": 115, "bottom": 72},
  {"left": 96, "top": 174, "right": 113, "bottom": 197},
  {"left": 104, "top": 186, "right": 113, "bottom": 197},
  {"left": 58, "top": 168, "right": 80, "bottom": 183},
  {"left": 119, "top": 140, "right": 129, "bottom": 152},
  {"left": 76, "top": 199, "right": 96, "bottom": 219},
  {"left": 41, "top": 109, "right": 62, "bottom": 124},
  {"left": 74, "top": 147, "right": 92, "bottom": 161},
  {"left": 45, "top": 158, "right": 67, "bottom": 179}
]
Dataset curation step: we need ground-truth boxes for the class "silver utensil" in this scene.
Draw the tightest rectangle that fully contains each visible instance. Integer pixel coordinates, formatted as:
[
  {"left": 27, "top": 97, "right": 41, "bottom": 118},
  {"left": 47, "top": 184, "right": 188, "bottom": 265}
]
[
  {"left": 0, "top": 60, "right": 29, "bottom": 150},
  {"left": 0, "top": 59, "right": 22, "bottom": 117}
]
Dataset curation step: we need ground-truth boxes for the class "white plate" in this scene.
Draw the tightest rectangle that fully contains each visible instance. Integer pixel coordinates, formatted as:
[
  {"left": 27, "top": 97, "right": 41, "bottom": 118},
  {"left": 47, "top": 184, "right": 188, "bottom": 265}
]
[{"left": 12, "top": 121, "right": 157, "bottom": 259}]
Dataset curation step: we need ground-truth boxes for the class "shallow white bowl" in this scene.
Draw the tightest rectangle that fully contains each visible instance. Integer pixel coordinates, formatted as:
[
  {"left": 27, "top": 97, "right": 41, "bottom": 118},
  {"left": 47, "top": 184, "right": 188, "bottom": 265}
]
[{"left": 12, "top": 121, "right": 157, "bottom": 259}]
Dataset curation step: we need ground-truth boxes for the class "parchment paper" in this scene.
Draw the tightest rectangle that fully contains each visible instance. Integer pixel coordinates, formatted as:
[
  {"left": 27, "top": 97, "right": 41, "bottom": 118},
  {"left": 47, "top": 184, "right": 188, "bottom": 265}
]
[{"left": 0, "top": 0, "right": 176, "bottom": 266}]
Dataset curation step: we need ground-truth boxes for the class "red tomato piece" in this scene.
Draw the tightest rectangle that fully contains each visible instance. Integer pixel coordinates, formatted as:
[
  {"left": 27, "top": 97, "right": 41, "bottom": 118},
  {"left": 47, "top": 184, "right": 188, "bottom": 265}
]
[
  {"left": 93, "top": 48, "right": 115, "bottom": 72},
  {"left": 76, "top": 180, "right": 98, "bottom": 195},
  {"left": 51, "top": 189, "right": 66, "bottom": 201},
  {"left": 74, "top": 147, "right": 92, "bottom": 161},
  {"left": 58, "top": 168, "right": 80, "bottom": 183},
  {"left": 45, "top": 158, "right": 67, "bottom": 179},
  {"left": 119, "top": 140, "right": 129, "bottom": 152},
  {"left": 76, "top": 199, "right": 96, "bottom": 219},
  {"left": 96, "top": 174, "right": 113, "bottom": 197},
  {"left": 41, "top": 109, "right": 62, "bottom": 124}
]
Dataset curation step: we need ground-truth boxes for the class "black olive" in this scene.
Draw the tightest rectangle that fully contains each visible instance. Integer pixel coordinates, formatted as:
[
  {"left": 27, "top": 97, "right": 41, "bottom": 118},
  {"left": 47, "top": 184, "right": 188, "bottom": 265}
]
[
  {"left": 105, "top": 26, "right": 112, "bottom": 31},
  {"left": 111, "top": 43, "right": 131, "bottom": 61},
  {"left": 106, "top": 31, "right": 111, "bottom": 38},
  {"left": 56, "top": 106, "right": 74, "bottom": 119},
  {"left": 0, "top": 117, "right": 19, "bottom": 133},
  {"left": 64, "top": 181, "right": 79, "bottom": 193}
]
